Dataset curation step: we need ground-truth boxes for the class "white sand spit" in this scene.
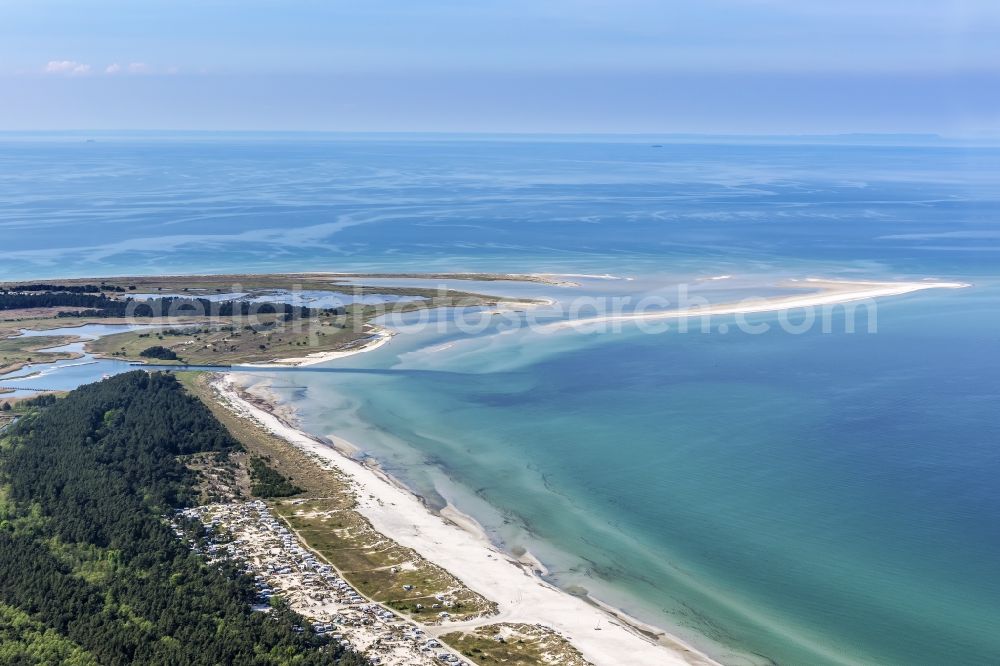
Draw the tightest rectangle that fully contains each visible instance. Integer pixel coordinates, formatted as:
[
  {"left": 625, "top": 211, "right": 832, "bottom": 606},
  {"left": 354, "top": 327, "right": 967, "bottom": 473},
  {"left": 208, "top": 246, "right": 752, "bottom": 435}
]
[{"left": 544, "top": 278, "right": 969, "bottom": 330}]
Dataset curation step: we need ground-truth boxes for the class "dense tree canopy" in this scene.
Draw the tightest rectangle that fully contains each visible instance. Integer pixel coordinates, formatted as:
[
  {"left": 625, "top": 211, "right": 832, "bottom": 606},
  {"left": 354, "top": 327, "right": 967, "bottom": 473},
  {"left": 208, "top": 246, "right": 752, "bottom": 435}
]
[
  {"left": 2, "top": 283, "right": 125, "bottom": 293},
  {"left": 0, "top": 372, "right": 368, "bottom": 665},
  {"left": 0, "top": 293, "right": 320, "bottom": 319},
  {"left": 0, "top": 292, "right": 115, "bottom": 311}
]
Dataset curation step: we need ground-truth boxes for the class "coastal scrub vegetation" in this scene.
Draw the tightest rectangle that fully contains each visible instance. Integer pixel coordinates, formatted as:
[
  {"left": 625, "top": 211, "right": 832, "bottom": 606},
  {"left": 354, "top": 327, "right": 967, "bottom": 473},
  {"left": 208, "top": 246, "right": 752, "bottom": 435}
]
[
  {"left": 250, "top": 455, "right": 304, "bottom": 498},
  {"left": 139, "top": 344, "right": 179, "bottom": 360},
  {"left": 178, "top": 373, "right": 498, "bottom": 623},
  {"left": 441, "top": 623, "right": 591, "bottom": 666},
  {"left": 0, "top": 334, "right": 81, "bottom": 374},
  {"left": 0, "top": 371, "right": 368, "bottom": 665}
]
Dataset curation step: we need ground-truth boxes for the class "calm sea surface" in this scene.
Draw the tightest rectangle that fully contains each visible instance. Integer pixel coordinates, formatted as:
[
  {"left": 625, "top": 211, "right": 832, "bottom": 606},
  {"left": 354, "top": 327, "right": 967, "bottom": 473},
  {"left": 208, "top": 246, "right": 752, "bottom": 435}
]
[{"left": 3, "top": 135, "right": 999, "bottom": 664}]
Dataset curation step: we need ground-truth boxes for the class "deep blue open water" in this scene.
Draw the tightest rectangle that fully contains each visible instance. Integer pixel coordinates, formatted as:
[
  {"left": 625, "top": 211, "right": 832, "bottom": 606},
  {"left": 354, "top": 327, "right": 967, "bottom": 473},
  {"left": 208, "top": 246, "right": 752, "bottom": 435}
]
[{"left": 2, "top": 135, "right": 999, "bottom": 664}]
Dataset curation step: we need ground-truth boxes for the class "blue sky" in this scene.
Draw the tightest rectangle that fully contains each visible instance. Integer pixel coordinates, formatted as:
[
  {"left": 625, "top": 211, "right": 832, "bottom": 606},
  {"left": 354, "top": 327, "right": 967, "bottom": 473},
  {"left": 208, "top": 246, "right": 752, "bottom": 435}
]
[{"left": 1, "top": 0, "right": 998, "bottom": 134}]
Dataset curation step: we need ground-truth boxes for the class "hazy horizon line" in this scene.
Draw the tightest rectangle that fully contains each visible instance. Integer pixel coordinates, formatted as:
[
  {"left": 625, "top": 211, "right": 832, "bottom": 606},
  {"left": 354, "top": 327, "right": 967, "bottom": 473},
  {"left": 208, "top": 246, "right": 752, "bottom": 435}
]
[{"left": 1, "top": 129, "right": 998, "bottom": 146}]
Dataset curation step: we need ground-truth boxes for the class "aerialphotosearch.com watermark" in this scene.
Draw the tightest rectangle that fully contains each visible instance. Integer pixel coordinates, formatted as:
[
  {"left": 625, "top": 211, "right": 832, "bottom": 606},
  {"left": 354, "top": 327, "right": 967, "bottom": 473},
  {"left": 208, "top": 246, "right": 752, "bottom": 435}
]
[
  {"left": 116, "top": 282, "right": 880, "bottom": 347},
  {"left": 383, "top": 283, "right": 880, "bottom": 337}
]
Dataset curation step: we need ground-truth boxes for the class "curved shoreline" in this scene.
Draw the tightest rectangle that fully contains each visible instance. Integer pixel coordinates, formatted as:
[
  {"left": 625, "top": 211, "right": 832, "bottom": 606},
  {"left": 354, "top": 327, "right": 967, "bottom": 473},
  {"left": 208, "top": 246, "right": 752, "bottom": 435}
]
[
  {"left": 215, "top": 373, "right": 720, "bottom": 666},
  {"left": 217, "top": 274, "right": 972, "bottom": 665},
  {"left": 241, "top": 326, "right": 396, "bottom": 368}
]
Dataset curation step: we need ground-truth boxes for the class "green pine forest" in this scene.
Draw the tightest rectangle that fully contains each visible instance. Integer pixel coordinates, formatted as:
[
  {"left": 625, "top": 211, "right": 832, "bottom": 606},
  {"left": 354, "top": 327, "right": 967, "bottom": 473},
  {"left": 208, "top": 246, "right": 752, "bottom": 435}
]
[{"left": 0, "top": 371, "right": 368, "bottom": 665}]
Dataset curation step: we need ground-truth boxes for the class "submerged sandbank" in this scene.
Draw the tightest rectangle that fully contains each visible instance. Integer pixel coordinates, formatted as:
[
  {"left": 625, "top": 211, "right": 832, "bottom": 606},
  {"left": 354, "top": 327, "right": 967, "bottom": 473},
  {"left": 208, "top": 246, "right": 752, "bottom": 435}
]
[
  {"left": 213, "top": 273, "right": 970, "bottom": 665},
  {"left": 213, "top": 374, "right": 719, "bottom": 666}
]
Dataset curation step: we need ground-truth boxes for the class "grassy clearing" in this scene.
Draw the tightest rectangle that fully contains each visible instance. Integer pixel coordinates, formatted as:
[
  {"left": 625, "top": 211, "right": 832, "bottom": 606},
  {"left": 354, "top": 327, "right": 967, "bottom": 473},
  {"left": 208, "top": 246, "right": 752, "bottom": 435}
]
[
  {"left": 86, "top": 313, "right": 370, "bottom": 366},
  {"left": 0, "top": 334, "right": 80, "bottom": 374},
  {"left": 441, "top": 623, "right": 592, "bottom": 666},
  {"left": 273, "top": 497, "right": 495, "bottom": 622}
]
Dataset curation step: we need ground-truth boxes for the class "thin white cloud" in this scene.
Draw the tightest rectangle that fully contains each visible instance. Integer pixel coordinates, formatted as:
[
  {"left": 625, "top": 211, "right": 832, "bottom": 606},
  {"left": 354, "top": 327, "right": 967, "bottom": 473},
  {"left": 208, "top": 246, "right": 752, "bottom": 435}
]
[
  {"left": 105, "top": 62, "right": 157, "bottom": 75},
  {"left": 44, "top": 60, "right": 91, "bottom": 75}
]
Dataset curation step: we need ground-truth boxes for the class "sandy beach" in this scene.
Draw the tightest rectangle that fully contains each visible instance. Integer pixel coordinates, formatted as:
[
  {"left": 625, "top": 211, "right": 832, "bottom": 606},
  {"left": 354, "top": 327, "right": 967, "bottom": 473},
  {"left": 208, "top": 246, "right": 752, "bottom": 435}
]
[{"left": 212, "top": 373, "right": 719, "bottom": 666}]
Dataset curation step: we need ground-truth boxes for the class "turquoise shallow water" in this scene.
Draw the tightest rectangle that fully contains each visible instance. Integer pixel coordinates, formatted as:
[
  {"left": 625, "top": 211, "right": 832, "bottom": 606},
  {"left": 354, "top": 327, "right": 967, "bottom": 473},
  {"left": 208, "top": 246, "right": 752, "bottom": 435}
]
[
  {"left": 260, "top": 282, "right": 1000, "bottom": 665},
  {"left": 3, "top": 135, "right": 1000, "bottom": 664}
]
